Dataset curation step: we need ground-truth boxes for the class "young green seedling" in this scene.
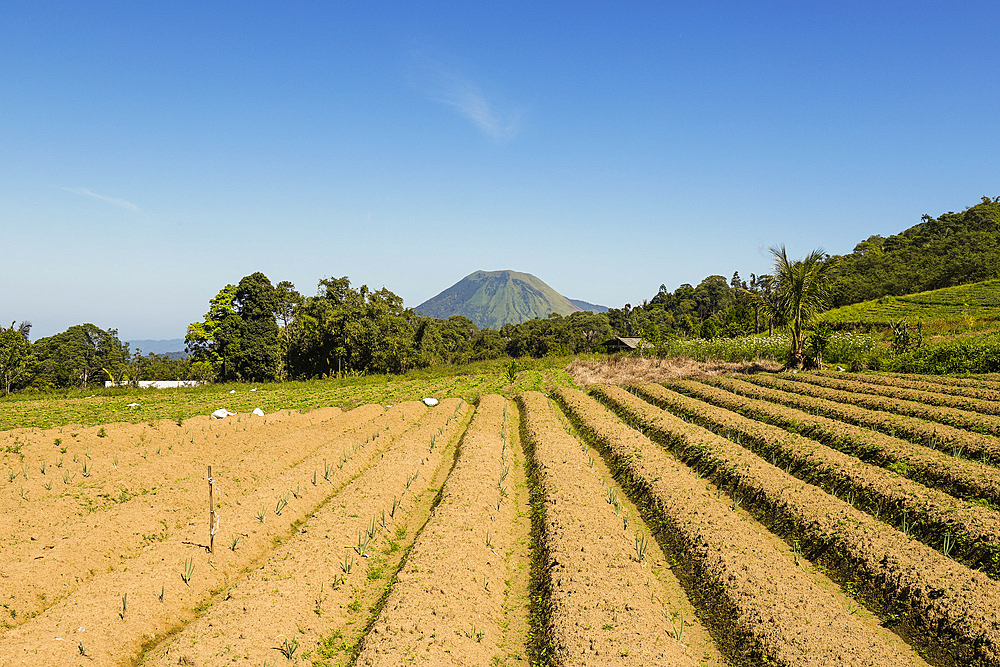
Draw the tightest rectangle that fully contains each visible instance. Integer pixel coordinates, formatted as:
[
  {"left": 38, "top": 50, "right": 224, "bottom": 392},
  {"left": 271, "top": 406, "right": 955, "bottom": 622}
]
[
  {"left": 275, "top": 635, "right": 299, "bottom": 660},
  {"left": 635, "top": 534, "right": 648, "bottom": 562}
]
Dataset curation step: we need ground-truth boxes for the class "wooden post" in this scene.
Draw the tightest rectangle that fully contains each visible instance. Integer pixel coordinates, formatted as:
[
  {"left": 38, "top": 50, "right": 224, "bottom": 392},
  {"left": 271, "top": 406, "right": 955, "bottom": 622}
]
[{"left": 208, "top": 465, "right": 214, "bottom": 553}]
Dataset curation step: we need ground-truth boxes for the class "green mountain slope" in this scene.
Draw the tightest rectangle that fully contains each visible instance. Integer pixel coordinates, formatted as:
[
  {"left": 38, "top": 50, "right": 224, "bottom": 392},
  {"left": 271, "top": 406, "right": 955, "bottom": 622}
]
[{"left": 415, "top": 270, "right": 583, "bottom": 329}]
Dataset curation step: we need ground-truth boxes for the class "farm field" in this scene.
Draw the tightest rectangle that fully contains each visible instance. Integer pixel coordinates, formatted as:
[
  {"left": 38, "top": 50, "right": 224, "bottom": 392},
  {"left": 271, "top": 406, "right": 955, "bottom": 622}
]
[
  {"left": 4, "top": 367, "right": 1000, "bottom": 665},
  {"left": 820, "top": 278, "right": 1000, "bottom": 331}
]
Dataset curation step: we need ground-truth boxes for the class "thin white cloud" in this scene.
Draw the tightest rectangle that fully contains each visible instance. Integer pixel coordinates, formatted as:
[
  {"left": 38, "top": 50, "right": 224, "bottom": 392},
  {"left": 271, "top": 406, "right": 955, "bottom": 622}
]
[
  {"left": 60, "top": 186, "right": 140, "bottom": 212},
  {"left": 410, "top": 53, "right": 522, "bottom": 142}
]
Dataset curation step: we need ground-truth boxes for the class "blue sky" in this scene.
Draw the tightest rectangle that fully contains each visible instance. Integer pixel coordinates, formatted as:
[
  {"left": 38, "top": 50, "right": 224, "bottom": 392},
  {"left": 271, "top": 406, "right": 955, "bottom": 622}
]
[{"left": 4, "top": 2, "right": 999, "bottom": 340}]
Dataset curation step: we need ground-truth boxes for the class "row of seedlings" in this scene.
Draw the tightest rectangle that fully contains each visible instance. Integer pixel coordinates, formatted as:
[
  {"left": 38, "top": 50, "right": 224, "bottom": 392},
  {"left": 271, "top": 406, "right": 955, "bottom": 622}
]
[
  {"left": 703, "top": 376, "right": 1000, "bottom": 465},
  {"left": 783, "top": 372, "right": 1000, "bottom": 417},
  {"left": 140, "top": 398, "right": 470, "bottom": 667},
  {"left": 592, "top": 385, "right": 1000, "bottom": 667},
  {"left": 0, "top": 403, "right": 383, "bottom": 633},
  {"left": 552, "top": 387, "right": 930, "bottom": 667},
  {"left": 356, "top": 395, "right": 529, "bottom": 665},
  {"left": 746, "top": 373, "right": 1000, "bottom": 438},
  {"left": 883, "top": 372, "right": 1000, "bottom": 392},
  {"left": 819, "top": 370, "right": 1000, "bottom": 402},
  {"left": 0, "top": 402, "right": 422, "bottom": 666},
  {"left": 517, "top": 391, "right": 707, "bottom": 666},
  {"left": 630, "top": 382, "right": 1000, "bottom": 579},
  {"left": 680, "top": 378, "right": 1000, "bottom": 505}
]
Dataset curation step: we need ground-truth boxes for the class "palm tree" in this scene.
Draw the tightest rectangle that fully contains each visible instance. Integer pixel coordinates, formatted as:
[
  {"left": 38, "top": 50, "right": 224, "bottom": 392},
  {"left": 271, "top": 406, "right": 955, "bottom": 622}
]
[{"left": 770, "top": 245, "right": 833, "bottom": 368}]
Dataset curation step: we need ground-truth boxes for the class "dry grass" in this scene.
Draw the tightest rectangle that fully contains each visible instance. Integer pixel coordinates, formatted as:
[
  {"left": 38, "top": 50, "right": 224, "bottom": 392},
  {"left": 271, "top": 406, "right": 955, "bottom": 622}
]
[{"left": 565, "top": 355, "right": 782, "bottom": 388}]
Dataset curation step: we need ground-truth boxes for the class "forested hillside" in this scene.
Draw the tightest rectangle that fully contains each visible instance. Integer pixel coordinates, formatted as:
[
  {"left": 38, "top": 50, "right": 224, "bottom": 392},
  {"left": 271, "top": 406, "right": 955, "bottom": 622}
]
[{"left": 828, "top": 196, "right": 1000, "bottom": 307}]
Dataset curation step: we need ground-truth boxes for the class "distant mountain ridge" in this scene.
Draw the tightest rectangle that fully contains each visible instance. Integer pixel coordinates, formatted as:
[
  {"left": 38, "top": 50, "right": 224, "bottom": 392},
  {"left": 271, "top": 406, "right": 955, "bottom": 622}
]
[
  {"left": 415, "top": 270, "right": 606, "bottom": 329},
  {"left": 128, "top": 339, "right": 186, "bottom": 356},
  {"left": 568, "top": 298, "right": 609, "bottom": 314}
]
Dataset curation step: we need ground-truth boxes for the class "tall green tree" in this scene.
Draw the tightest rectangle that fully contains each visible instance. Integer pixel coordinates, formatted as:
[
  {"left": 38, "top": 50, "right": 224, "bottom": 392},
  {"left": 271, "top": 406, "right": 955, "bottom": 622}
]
[
  {"left": 274, "top": 280, "right": 303, "bottom": 378},
  {"left": 0, "top": 322, "right": 33, "bottom": 394},
  {"left": 287, "top": 277, "right": 417, "bottom": 377},
  {"left": 770, "top": 245, "right": 834, "bottom": 368},
  {"left": 231, "top": 272, "right": 281, "bottom": 382},
  {"left": 185, "top": 284, "right": 239, "bottom": 380},
  {"left": 33, "top": 324, "right": 130, "bottom": 388}
]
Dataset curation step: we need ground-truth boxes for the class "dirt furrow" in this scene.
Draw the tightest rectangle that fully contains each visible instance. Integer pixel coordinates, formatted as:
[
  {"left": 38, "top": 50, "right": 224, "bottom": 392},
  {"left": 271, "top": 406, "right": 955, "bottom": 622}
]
[
  {"left": 138, "top": 398, "right": 470, "bottom": 667},
  {"left": 595, "top": 384, "right": 1000, "bottom": 667},
  {"left": 682, "top": 377, "right": 1000, "bottom": 505},
  {"left": 0, "top": 406, "right": 385, "bottom": 630},
  {"left": 630, "top": 382, "right": 1000, "bottom": 579},
  {"left": 554, "top": 386, "right": 930, "bottom": 667},
  {"left": 704, "top": 375, "right": 1000, "bottom": 464},
  {"left": 357, "top": 394, "right": 529, "bottom": 666},
  {"left": 747, "top": 372, "right": 1000, "bottom": 437},
  {"left": 0, "top": 401, "right": 431, "bottom": 666},
  {"left": 790, "top": 372, "right": 1000, "bottom": 415},
  {"left": 518, "top": 391, "right": 705, "bottom": 666},
  {"left": 820, "top": 371, "right": 1000, "bottom": 402}
]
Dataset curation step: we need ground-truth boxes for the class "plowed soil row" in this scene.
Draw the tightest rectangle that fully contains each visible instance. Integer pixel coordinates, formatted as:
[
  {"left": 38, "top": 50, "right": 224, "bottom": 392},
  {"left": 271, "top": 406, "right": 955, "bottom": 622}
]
[
  {"left": 690, "top": 377, "right": 1000, "bottom": 506},
  {"left": 821, "top": 371, "right": 1000, "bottom": 402},
  {"left": 595, "top": 384, "right": 1000, "bottom": 667},
  {"left": 630, "top": 382, "right": 1000, "bottom": 579},
  {"left": 357, "top": 395, "right": 530, "bottom": 666},
  {"left": 705, "top": 375, "right": 1000, "bottom": 464},
  {"left": 139, "top": 398, "right": 471, "bottom": 667},
  {"left": 0, "top": 406, "right": 385, "bottom": 629},
  {"left": 519, "top": 391, "right": 707, "bottom": 666},
  {"left": 748, "top": 373, "right": 1000, "bottom": 438},
  {"left": 786, "top": 372, "right": 1000, "bottom": 416},
  {"left": 0, "top": 401, "right": 435, "bottom": 666},
  {"left": 553, "top": 387, "right": 928, "bottom": 667},
  {"left": 884, "top": 372, "right": 1000, "bottom": 392}
]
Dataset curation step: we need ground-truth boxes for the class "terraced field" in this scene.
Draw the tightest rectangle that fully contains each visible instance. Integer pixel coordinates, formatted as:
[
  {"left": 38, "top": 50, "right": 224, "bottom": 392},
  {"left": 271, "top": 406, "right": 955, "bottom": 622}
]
[{"left": 3, "top": 369, "right": 1000, "bottom": 665}]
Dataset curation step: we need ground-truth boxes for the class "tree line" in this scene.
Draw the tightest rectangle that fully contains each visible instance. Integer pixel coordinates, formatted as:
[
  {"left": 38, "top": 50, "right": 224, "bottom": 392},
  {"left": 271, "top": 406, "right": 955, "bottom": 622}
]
[
  {"left": 6, "top": 195, "right": 994, "bottom": 391},
  {"left": 0, "top": 321, "right": 206, "bottom": 394},
  {"left": 0, "top": 251, "right": 832, "bottom": 390}
]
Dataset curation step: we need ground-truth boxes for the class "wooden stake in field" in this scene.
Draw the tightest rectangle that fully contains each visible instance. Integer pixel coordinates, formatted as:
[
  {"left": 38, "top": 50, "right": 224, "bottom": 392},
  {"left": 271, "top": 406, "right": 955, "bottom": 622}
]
[{"left": 208, "top": 465, "right": 218, "bottom": 553}]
